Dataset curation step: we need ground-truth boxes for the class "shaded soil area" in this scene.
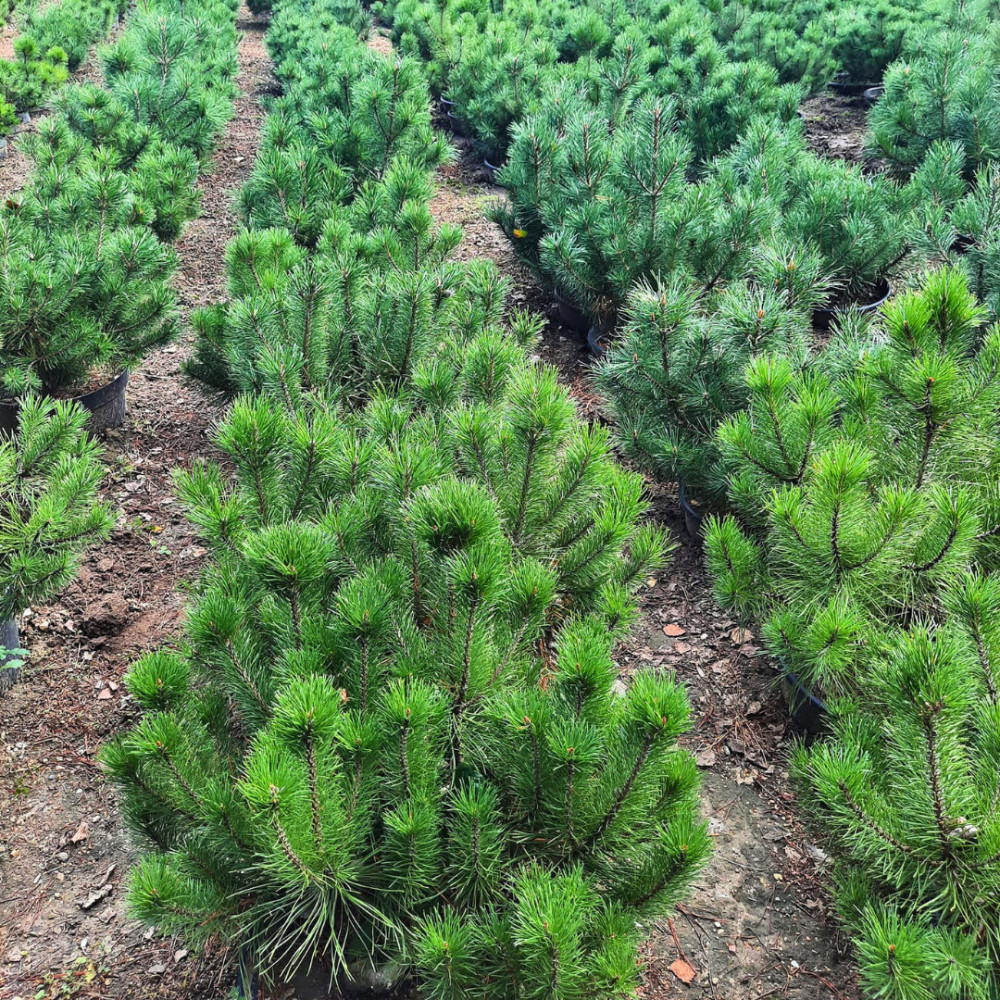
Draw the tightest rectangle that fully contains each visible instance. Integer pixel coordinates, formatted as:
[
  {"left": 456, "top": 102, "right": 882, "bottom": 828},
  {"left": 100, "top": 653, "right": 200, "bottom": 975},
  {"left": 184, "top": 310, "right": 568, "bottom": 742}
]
[
  {"left": 799, "top": 93, "right": 870, "bottom": 165},
  {"left": 429, "top": 129, "right": 860, "bottom": 1000},
  {"left": 0, "top": 10, "right": 269, "bottom": 999}
]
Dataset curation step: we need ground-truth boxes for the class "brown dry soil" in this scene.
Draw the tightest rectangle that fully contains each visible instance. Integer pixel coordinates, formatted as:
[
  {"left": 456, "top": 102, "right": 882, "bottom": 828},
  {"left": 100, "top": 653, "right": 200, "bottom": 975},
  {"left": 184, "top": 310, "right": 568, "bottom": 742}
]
[
  {"left": 799, "top": 93, "right": 869, "bottom": 165},
  {"left": 0, "top": 26, "right": 864, "bottom": 1000},
  {"left": 0, "top": 9, "right": 269, "bottom": 999}
]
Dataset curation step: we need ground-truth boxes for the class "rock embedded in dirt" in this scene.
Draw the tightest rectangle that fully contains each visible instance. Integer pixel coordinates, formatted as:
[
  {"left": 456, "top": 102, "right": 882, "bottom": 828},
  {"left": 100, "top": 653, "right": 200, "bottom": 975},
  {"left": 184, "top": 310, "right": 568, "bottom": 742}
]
[{"left": 82, "top": 594, "right": 129, "bottom": 636}]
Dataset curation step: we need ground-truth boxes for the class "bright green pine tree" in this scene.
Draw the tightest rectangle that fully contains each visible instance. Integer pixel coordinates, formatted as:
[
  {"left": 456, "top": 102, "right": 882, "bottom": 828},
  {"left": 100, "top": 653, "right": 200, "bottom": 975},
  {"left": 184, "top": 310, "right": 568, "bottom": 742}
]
[
  {"left": 705, "top": 269, "right": 1000, "bottom": 697},
  {"left": 189, "top": 159, "right": 473, "bottom": 400},
  {"left": 237, "top": 2, "right": 449, "bottom": 248},
  {"left": 103, "top": 392, "right": 708, "bottom": 995},
  {"left": 793, "top": 573, "right": 1000, "bottom": 1000},
  {"left": 0, "top": 396, "right": 115, "bottom": 621}
]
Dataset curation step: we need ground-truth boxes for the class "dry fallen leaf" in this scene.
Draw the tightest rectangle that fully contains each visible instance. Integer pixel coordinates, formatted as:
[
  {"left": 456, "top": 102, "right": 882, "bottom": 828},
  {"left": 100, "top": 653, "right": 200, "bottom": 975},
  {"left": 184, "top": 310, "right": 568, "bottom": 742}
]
[
  {"left": 663, "top": 624, "right": 686, "bottom": 637},
  {"left": 696, "top": 749, "right": 717, "bottom": 768},
  {"left": 730, "top": 627, "right": 753, "bottom": 644},
  {"left": 669, "top": 959, "right": 696, "bottom": 984},
  {"left": 97, "top": 689, "right": 112, "bottom": 700},
  {"left": 71, "top": 821, "right": 89, "bottom": 844}
]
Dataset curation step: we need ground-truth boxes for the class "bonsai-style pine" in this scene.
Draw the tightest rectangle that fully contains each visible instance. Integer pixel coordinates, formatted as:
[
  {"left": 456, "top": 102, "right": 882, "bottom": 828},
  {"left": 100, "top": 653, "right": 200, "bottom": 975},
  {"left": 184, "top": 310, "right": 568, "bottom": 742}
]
[{"left": 104, "top": 394, "right": 708, "bottom": 995}]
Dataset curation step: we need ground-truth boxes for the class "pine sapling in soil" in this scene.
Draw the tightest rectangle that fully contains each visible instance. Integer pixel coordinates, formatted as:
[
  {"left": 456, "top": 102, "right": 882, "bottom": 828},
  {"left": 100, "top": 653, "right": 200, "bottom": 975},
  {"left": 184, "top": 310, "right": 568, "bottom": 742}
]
[
  {"left": 794, "top": 573, "right": 1000, "bottom": 1000},
  {"left": 0, "top": 396, "right": 114, "bottom": 621},
  {"left": 706, "top": 268, "right": 1000, "bottom": 698},
  {"left": 104, "top": 393, "right": 707, "bottom": 996}
]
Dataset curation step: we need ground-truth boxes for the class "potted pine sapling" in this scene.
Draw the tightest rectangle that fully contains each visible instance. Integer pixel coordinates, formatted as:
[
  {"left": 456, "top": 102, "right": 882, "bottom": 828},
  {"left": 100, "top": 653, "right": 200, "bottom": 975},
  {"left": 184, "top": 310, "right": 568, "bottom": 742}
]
[
  {"left": 0, "top": 34, "right": 69, "bottom": 116},
  {"left": 0, "top": 0, "right": 240, "bottom": 427},
  {"left": 794, "top": 575, "right": 1000, "bottom": 999},
  {"left": 783, "top": 153, "right": 912, "bottom": 324},
  {"left": 0, "top": 396, "right": 114, "bottom": 693},
  {"left": 705, "top": 269, "right": 1000, "bottom": 720},
  {"left": 825, "top": 1, "right": 911, "bottom": 95},
  {"left": 0, "top": 170, "right": 178, "bottom": 429},
  {"left": 594, "top": 242, "right": 828, "bottom": 532},
  {"left": 494, "top": 92, "right": 701, "bottom": 335},
  {"left": 945, "top": 164, "right": 1000, "bottom": 317},
  {"left": 448, "top": 24, "right": 559, "bottom": 172},
  {"left": 658, "top": 36, "right": 802, "bottom": 166},
  {"left": 188, "top": 181, "right": 483, "bottom": 402},
  {"left": 103, "top": 391, "right": 708, "bottom": 996},
  {"left": 720, "top": 5, "right": 835, "bottom": 95},
  {"left": 867, "top": 28, "right": 1000, "bottom": 179},
  {"left": 239, "top": 28, "right": 449, "bottom": 247}
]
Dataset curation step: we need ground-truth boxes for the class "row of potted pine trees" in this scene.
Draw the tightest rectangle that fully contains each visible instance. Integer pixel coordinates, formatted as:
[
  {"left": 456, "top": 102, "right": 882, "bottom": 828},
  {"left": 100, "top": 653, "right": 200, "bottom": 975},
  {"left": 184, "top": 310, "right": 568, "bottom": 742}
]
[
  {"left": 0, "top": 0, "right": 241, "bottom": 678},
  {"left": 2, "top": 0, "right": 714, "bottom": 996}
]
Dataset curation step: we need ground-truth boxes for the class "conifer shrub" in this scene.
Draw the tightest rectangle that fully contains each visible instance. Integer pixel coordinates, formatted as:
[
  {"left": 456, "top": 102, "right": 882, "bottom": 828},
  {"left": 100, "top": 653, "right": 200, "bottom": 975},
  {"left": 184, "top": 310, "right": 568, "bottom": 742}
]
[
  {"left": 0, "top": 0, "right": 238, "bottom": 397},
  {"left": 447, "top": 21, "right": 560, "bottom": 161},
  {"left": 594, "top": 243, "right": 829, "bottom": 506},
  {"left": 0, "top": 33, "right": 69, "bottom": 113},
  {"left": 494, "top": 105, "right": 801, "bottom": 322},
  {"left": 104, "top": 380, "right": 707, "bottom": 993},
  {"left": 867, "top": 18, "right": 1000, "bottom": 179},
  {"left": 238, "top": 2, "right": 448, "bottom": 248},
  {"left": 21, "top": 0, "right": 123, "bottom": 72},
  {"left": 705, "top": 269, "right": 1000, "bottom": 697},
  {"left": 0, "top": 204, "right": 178, "bottom": 395},
  {"left": 793, "top": 576, "right": 1000, "bottom": 1000},
  {"left": 189, "top": 160, "right": 486, "bottom": 399},
  {"left": 0, "top": 395, "right": 114, "bottom": 621}
]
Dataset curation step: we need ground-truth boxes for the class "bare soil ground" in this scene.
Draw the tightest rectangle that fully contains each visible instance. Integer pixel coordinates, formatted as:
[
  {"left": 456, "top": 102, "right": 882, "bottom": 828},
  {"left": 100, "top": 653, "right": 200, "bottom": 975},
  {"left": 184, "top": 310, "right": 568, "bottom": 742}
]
[
  {"left": 799, "top": 93, "right": 869, "bottom": 165},
  {"left": 0, "top": 10, "right": 269, "bottom": 999},
  {"left": 429, "top": 127, "right": 861, "bottom": 1000}
]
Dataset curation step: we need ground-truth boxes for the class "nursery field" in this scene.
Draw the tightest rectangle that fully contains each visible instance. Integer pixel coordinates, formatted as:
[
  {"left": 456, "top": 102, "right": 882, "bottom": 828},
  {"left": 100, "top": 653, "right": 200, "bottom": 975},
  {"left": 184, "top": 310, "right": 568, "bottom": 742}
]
[{"left": 2, "top": 0, "right": 999, "bottom": 998}]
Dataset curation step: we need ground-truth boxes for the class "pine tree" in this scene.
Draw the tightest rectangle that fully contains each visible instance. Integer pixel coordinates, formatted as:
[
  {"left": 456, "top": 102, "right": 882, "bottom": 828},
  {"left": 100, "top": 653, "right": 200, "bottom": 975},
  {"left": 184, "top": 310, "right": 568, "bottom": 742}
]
[
  {"left": 0, "top": 396, "right": 115, "bottom": 621},
  {"left": 705, "top": 269, "right": 1000, "bottom": 696},
  {"left": 191, "top": 159, "right": 470, "bottom": 397},
  {"left": 104, "top": 393, "right": 707, "bottom": 994},
  {"left": 793, "top": 573, "right": 1000, "bottom": 1000},
  {"left": 0, "top": 193, "right": 178, "bottom": 395},
  {"left": 237, "top": 13, "right": 449, "bottom": 248},
  {"left": 594, "top": 243, "right": 827, "bottom": 505},
  {"left": 867, "top": 22, "right": 1000, "bottom": 179}
]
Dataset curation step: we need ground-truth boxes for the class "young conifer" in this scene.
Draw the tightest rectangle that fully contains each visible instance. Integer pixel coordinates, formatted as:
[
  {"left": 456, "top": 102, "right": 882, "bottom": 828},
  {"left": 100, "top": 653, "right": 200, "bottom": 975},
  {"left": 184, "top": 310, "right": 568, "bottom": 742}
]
[
  {"left": 705, "top": 269, "right": 1000, "bottom": 696},
  {"left": 104, "top": 392, "right": 707, "bottom": 995}
]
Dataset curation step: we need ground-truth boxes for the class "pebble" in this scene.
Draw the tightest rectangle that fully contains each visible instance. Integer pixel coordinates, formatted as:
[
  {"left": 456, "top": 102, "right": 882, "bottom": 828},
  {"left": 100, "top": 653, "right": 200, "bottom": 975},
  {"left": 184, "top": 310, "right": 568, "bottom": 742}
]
[{"left": 56, "top": 852, "right": 68, "bottom": 862}]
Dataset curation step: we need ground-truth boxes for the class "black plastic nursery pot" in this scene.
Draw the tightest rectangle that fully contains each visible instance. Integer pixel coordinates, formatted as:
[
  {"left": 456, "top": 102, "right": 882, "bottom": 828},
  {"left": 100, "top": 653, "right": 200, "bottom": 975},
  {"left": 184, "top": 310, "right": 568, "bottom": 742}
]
[
  {"left": 677, "top": 477, "right": 703, "bottom": 539},
  {"left": 1, "top": 616, "right": 21, "bottom": 695},
  {"left": 827, "top": 79, "right": 880, "bottom": 98},
  {"left": 781, "top": 668, "right": 828, "bottom": 737},
  {"left": 586, "top": 325, "right": 607, "bottom": 358},
  {"left": 0, "top": 369, "right": 129, "bottom": 435},
  {"left": 0, "top": 137, "right": 7, "bottom": 161},
  {"left": 863, "top": 85, "right": 884, "bottom": 106},
  {"left": 483, "top": 156, "right": 504, "bottom": 185},
  {"left": 552, "top": 287, "right": 592, "bottom": 335},
  {"left": 812, "top": 277, "right": 892, "bottom": 330},
  {"left": 446, "top": 110, "right": 469, "bottom": 137}
]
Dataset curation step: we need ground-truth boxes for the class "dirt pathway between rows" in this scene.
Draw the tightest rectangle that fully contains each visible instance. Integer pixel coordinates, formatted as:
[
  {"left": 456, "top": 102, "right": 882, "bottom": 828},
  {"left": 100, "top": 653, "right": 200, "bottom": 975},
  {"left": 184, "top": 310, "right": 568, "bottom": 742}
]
[
  {"left": 0, "top": 9, "right": 269, "bottom": 999},
  {"left": 428, "top": 120, "right": 862, "bottom": 1000}
]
